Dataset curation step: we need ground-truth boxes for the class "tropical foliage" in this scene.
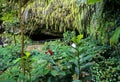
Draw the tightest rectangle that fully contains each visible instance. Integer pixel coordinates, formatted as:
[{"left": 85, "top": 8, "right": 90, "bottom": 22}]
[
  {"left": 0, "top": 0, "right": 120, "bottom": 82},
  {"left": 0, "top": 36, "right": 106, "bottom": 82}
]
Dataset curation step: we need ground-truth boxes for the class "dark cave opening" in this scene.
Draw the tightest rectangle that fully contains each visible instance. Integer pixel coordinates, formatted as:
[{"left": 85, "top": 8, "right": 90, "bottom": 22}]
[{"left": 29, "top": 33, "right": 63, "bottom": 41}]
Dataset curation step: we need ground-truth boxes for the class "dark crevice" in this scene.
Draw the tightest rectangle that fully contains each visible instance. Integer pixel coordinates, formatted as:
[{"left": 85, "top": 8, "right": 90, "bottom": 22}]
[{"left": 30, "top": 33, "right": 63, "bottom": 41}]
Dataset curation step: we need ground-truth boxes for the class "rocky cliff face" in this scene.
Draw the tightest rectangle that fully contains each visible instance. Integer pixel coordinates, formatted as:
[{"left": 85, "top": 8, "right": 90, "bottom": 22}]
[
  {"left": 0, "top": 20, "right": 5, "bottom": 34},
  {"left": 22, "top": 0, "right": 80, "bottom": 37}
]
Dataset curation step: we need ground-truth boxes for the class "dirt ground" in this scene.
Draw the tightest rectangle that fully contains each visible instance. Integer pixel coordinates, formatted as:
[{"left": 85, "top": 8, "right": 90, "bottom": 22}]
[{"left": 25, "top": 44, "right": 44, "bottom": 52}]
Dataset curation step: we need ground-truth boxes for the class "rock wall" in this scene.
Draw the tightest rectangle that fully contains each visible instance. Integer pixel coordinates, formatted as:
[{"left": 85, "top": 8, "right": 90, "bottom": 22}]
[{"left": 22, "top": 0, "right": 80, "bottom": 37}]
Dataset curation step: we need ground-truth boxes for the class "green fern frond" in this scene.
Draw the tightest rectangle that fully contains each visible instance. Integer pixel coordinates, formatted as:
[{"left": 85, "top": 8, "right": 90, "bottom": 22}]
[
  {"left": 110, "top": 27, "right": 120, "bottom": 46},
  {"left": 80, "top": 62, "right": 94, "bottom": 71},
  {"left": 80, "top": 55, "right": 95, "bottom": 64}
]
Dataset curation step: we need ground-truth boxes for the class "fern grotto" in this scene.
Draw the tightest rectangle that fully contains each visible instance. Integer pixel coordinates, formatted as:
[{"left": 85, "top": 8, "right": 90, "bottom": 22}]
[{"left": 0, "top": 0, "right": 120, "bottom": 82}]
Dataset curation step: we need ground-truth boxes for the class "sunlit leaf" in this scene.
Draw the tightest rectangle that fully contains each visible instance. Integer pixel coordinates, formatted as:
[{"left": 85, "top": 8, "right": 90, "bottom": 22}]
[
  {"left": 87, "top": 0, "right": 102, "bottom": 5},
  {"left": 110, "top": 27, "right": 120, "bottom": 46},
  {"left": 13, "top": 58, "right": 21, "bottom": 64},
  {"left": 25, "top": 51, "right": 30, "bottom": 58},
  {"left": 77, "top": 34, "right": 83, "bottom": 42}
]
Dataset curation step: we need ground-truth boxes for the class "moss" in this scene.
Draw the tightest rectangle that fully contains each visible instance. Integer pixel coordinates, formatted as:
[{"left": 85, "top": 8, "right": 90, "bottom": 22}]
[{"left": 23, "top": 0, "right": 81, "bottom": 34}]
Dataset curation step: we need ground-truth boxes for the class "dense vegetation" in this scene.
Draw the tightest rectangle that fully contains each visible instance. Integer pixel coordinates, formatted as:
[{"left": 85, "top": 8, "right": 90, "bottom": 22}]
[{"left": 0, "top": 0, "right": 120, "bottom": 82}]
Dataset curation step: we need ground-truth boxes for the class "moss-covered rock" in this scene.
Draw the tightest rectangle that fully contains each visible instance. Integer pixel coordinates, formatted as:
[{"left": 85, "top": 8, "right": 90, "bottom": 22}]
[{"left": 22, "top": 0, "right": 80, "bottom": 36}]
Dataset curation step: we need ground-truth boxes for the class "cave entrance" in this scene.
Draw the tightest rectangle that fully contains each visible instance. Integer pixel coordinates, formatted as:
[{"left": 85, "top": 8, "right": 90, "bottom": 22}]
[{"left": 29, "top": 33, "right": 63, "bottom": 42}]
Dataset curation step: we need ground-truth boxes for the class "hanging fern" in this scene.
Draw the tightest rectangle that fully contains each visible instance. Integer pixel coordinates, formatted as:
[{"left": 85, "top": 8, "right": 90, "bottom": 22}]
[{"left": 22, "top": 0, "right": 81, "bottom": 33}]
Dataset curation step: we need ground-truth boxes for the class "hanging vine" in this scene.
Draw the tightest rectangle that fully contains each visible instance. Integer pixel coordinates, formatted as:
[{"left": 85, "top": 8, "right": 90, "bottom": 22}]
[{"left": 23, "top": 0, "right": 81, "bottom": 34}]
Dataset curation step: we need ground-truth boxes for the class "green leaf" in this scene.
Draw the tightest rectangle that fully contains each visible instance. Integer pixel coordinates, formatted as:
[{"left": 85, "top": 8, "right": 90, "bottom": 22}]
[
  {"left": 0, "top": 80, "right": 15, "bottom": 82},
  {"left": 80, "top": 55, "right": 94, "bottom": 64},
  {"left": 75, "top": 67, "right": 80, "bottom": 75},
  {"left": 72, "top": 80, "right": 82, "bottom": 82},
  {"left": 87, "top": 0, "right": 102, "bottom": 5},
  {"left": 72, "top": 37, "right": 77, "bottom": 43},
  {"left": 80, "top": 62, "right": 94, "bottom": 70},
  {"left": 72, "top": 34, "right": 83, "bottom": 44},
  {"left": 43, "top": 68, "right": 50, "bottom": 75},
  {"left": 110, "top": 27, "right": 120, "bottom": 46},
  {"left": 13, "top": 58, "right": 21, "bottom": 64},
  {"left": 51, "top": 70, "right": 58, "bottom": 76},
  {"left": 77, "top": 34, "right": 83, "bottom": 43},
  {"left": 25, "top": 51, "right": 30, "bottom": 58},
  {"left": 59, "top": 71, "right": 66, "bottom": 76}
]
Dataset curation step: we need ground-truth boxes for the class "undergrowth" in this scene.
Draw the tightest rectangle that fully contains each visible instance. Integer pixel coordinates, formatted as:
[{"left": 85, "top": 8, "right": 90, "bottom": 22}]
[{"left": 0, "top": 37, "right": 107, "bottom": 82}]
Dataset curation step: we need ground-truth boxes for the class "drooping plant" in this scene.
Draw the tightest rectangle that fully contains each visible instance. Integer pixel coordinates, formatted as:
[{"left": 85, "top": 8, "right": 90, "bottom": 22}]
[{"left": 22, "top": 0, "right": 82, "bottom": 34}]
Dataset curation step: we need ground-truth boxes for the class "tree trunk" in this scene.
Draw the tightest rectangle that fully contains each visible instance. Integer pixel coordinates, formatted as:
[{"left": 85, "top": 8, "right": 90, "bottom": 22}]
[{"left": 19, "top": 0, "right": 25, "bottom": 77}]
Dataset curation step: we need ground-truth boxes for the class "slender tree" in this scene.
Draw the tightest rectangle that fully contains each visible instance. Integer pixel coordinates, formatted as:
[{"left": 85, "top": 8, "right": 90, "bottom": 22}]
[{"left": 18, "top": 0, "right": 25, "bottom": 77}]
